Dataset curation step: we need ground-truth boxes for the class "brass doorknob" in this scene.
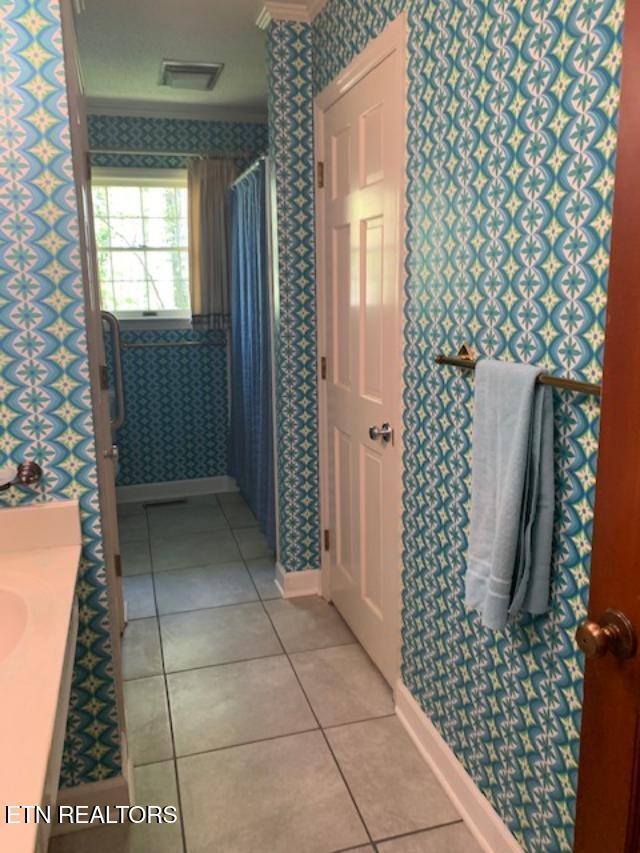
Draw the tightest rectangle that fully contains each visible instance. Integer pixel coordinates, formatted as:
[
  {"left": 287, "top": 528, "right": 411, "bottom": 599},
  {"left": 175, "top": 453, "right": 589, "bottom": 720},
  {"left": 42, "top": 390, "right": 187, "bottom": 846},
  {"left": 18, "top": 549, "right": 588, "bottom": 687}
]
[{"left": 575, "top": 609, "right": 637, "bottom": 660}]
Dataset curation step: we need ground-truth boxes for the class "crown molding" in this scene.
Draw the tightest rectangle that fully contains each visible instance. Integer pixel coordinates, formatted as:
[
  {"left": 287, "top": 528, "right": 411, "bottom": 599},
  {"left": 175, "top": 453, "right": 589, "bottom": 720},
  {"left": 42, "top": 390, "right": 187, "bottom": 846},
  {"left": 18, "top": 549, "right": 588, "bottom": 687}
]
[
  {"left": 256, "top": 0, "right": 327, "bottom": 29},
  {"left": 86, "top": 97, "right": 267, "bottom": 125}
]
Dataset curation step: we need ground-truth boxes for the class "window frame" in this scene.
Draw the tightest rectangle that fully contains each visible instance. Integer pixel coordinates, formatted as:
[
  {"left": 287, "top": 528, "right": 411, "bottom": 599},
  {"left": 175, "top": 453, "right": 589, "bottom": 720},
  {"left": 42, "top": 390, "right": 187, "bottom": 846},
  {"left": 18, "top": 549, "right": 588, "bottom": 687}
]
[{"left": 91, "top": 167, "right": 191, "bottom": 324}]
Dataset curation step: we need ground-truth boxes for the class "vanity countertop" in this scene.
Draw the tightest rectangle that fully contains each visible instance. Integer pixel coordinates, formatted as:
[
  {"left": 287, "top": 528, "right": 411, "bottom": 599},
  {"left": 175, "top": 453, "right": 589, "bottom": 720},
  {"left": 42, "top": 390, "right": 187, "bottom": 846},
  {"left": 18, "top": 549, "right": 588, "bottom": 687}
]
[{"left": 0, "top": 500, "right": 82, "bottom": 853}]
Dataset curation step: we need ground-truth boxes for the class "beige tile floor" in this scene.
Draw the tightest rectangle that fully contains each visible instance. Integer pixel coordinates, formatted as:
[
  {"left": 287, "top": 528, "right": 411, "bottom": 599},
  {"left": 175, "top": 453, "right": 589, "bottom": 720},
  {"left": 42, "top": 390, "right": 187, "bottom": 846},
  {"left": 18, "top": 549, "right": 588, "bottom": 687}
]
[{"left": 50, "top": 493, "right": 477, "bottom": 853}]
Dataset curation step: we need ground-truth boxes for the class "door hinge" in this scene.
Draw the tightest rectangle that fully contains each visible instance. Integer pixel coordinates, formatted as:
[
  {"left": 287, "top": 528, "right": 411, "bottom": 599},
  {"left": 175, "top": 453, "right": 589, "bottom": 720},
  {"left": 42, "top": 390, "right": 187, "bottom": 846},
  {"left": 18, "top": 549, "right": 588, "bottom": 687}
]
[
  {"left": 323, "top": 529, "right": 330, "bottom": 551},
  {"left": 320, "top": 356, "right": 327, "bottom": 380},
  {"left": 99, "top": 364, "right": 109, "bottom": 391},
  {"left": 317, "top": 160, "right": 325, "bottom": 189},
  {"left": 114, "top": 553, "right": 122, "bottom": 577}
]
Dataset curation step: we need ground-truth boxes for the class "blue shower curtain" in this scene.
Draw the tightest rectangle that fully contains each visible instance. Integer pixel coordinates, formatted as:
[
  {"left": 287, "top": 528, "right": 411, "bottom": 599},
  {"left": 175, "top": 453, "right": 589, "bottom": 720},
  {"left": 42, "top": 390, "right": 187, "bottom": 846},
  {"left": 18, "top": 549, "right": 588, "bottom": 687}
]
[{"left": 229, "top": 159, "right": 276, "bottom": 550}]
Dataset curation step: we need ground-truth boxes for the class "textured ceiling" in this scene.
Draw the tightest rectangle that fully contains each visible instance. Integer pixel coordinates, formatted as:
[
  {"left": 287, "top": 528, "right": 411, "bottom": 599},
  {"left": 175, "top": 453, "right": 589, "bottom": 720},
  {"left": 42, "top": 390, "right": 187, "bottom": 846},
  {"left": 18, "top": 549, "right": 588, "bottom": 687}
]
[{"left": 75, "top": 0, "right": 268, "bottom": 119}]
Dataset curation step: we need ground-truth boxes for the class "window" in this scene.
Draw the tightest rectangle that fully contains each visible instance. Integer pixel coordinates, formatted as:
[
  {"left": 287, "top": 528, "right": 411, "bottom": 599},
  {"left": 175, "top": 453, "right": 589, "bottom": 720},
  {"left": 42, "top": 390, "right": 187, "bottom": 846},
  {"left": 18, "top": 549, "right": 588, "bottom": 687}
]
[{"left": 92, "top": 169, "right": 190, "bottom": 320}]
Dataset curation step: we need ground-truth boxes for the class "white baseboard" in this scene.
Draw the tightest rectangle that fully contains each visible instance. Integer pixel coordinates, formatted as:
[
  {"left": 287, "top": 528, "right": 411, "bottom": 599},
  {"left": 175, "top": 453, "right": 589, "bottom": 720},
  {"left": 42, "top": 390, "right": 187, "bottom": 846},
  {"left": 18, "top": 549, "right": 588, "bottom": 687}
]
[
  {"left": 275, "top": 562, "right": 322, "bottom": 598},
  {"left": 116, "top": 476, "right": 237, "bottom": 504},
  {"left": 395, "top": 682, "right": 522, "bottom": 853}
]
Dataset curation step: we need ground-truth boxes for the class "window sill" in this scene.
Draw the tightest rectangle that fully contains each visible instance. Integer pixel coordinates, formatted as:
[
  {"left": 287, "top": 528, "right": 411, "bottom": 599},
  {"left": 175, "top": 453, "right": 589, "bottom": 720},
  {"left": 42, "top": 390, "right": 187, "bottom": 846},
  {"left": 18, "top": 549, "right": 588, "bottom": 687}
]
[{"left": 117, "top": 317, "right": 193, "bottom": 332}]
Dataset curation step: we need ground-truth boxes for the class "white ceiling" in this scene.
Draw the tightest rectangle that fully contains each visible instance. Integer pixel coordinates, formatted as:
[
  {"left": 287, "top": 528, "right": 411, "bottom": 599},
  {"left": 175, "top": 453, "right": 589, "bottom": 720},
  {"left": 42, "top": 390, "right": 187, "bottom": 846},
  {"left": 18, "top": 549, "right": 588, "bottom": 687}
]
[{"left": 75, "top": 0, "right": 270, "bottom": 120}]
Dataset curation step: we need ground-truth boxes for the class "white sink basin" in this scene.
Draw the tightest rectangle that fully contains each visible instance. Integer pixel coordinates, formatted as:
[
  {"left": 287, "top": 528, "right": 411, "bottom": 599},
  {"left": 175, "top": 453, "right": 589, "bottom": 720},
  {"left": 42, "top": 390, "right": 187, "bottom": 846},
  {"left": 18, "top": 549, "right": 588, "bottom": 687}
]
[
  {"left": 0, "top": 500, "right": 81, "bottom": 853},
  {"left": 0, "top": 589, "right": 28, "bottom": 664}
]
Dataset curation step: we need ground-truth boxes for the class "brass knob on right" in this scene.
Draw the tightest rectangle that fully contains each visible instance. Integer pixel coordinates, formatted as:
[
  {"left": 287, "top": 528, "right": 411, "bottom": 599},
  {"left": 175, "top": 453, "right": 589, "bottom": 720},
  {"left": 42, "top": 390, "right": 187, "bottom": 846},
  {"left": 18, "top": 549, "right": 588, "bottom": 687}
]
[{"left": 575, "top": 609, "right": 637, "bottom": 661}]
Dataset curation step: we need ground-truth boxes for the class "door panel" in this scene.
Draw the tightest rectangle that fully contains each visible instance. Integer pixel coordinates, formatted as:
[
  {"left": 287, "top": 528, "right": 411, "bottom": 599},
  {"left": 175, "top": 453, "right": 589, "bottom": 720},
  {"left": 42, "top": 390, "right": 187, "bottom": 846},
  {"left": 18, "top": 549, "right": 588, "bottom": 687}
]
[
  {"left": 361, "top": 216, "right": 384, "bottom": 401},
  {"left": 333, "top": 224, "right": 353, "bottom": 389},
  {"left": 322, "top": 42, "right": 404, "bottom": 685}
]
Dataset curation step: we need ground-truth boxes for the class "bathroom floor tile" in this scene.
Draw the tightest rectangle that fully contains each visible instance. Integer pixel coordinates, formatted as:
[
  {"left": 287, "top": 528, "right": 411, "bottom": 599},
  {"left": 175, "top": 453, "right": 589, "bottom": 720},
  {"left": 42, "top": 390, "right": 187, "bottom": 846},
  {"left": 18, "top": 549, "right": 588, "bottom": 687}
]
[
  {"left": 326, "top": 717, "right": 459, "bottom": 840},
  {"left": 177, "top": 730, "right": 368, "bottom": 853},
  {"left": 233, "top": 526, "right": 272, "bottom": 559},
  {"left": 49, "top": 761, "right": 184, "bottom": 853},
  {"left": 263, "top": 596, "right": 355, "bottom": 653},
  {"left": 184, "top": 492, "right": 222, "bottom": 505},
  {"left": 123, "top": 574, "right": 156, "bottom": 620},
  {"left": 147, "top": 500, "right": 229, "bottom": 538},
  {"left": 124, "top": 675, "right": 173, "bottom": 766},
  {"left": 122, "top": 617, "right": 163, "bottom": 680},
  {"left": 151, "top": 528, "right": 241, "bottom": 572},
  {"left": 154, "top": 563, "right": 258, "bottom": 615},
  {"left": 218, "top": 495, "right": 259, "bottom": 528},
  {"left": 376, "top": 823, "right": 475, "bottom": 852},
  {"left": 48, "top": 824, "right": 132, "bottom": 852},
  {"left": 121, "top": 537, "right": 152, "bottom": 576},
  {"left": 167, "top": 655, "right": 317, "bottom": 755},
  {"left": 290, "top": 643, "right": 394, "bottom": 727},
  {"left": 160, "top": 602, "right": 282, "bottom": 672},
  {"left": 117, "top": 501, "right": 145, "bottom": 518},
  {"left": 127, "top": 761, "right": 184, "bottom": 853},
  {"left": 245, "top": 557, "right": 280, "bottom": 600},
  {"left": 216, "top": 491, "right": 246, "bottom": 507},
  {"left": 118, "top": 511, "right": 149, "bottom": 544}
]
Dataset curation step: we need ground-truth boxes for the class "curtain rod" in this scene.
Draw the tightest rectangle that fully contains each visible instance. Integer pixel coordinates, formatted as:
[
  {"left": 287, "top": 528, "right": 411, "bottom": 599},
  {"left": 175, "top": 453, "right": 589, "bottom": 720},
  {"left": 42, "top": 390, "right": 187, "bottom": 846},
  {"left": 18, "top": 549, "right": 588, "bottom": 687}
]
[
  {"left": 230, "top": 154, "right": 268, "bottom": 188},
  {"left": 89, "top": 148, "right": 251, "bottom": 159}
]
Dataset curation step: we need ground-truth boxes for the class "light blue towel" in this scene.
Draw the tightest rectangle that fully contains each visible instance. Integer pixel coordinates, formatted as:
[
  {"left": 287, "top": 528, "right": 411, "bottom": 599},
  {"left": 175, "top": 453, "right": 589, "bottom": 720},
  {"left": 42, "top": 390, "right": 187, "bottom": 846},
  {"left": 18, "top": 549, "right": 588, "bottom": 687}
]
[{"left": 466, "top": 359, "right": 554, "bottom": 630}]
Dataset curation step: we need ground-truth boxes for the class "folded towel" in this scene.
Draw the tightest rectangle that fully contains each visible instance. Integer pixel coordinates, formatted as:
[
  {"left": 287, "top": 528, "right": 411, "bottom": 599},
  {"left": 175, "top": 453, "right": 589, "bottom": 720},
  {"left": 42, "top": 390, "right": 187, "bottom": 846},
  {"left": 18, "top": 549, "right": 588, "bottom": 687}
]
[{"left": 466, "top": 359, "right": 554, "bottom": 629}]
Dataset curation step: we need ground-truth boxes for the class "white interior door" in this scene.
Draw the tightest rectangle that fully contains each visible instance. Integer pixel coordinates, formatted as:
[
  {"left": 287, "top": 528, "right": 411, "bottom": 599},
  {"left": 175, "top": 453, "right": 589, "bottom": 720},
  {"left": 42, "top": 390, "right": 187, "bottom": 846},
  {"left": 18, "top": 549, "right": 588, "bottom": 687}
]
[{"left": 321, "top": 39, "right": 404, "bottom": 686}]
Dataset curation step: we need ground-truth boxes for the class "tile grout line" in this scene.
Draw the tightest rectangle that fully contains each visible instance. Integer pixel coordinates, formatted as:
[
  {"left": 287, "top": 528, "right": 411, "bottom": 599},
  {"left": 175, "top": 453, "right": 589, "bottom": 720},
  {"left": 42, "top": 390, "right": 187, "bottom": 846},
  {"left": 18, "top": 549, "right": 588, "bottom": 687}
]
[
  {"left": 124, "top": 495, "right": 457, "bottom": 852},
  {"left": 239, "top": 551, "right": 378, "bottom": 851},
  {"left": 366, "top": 818, "right": 466, "bottom": 848},
  {"left": 122, "top": 640, "right": 366, "bottom": 684},
  {"left": 144, "top": 502, "right": 189, "bottom": 853}
]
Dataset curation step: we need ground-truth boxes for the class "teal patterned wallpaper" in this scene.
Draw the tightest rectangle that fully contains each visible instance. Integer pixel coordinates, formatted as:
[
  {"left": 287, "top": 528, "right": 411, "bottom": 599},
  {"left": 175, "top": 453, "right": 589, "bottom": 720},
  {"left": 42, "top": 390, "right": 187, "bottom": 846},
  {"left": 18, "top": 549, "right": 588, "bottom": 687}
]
[
  {"left": 88, "top": 113, "right": 267, "bottom": 171},
  {"left": 105, "top": 328, "right": 229, "bottom": 485},
  {"left": 0, "top": 0, "right": 120, "bottom": 786},
  {"left": 312, "top": 0, "right": 624, "bottom": 850},
  {"left": 267, "top": 21, "right": 321, "bottom": 573}
]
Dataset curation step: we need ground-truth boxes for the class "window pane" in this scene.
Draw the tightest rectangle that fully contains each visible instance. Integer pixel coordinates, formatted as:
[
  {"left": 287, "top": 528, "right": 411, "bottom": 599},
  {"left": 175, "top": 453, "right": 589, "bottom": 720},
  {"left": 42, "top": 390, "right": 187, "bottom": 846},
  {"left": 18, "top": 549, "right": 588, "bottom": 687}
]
[
  {"left": 100, "top": 284, "right": 116, "bottom": 312},
  {"left": 144, "top": 217, "right": 182, "bottom": 248},
  {"left": 175, "top": 188, "right": 187, "bottom": 220},
  {"left": 94, "top": 214, "right": 112, "bottom": 249},
  {"left": 141, "top": 186, "right": 174, "bottom": 218},
  {"left": 178, "top": 216, "right": 188, "bottom": 247},
  {"left": 107, "top": 186, "right": 142, "bottom": 218},
  {"left": 107, "top": 217, "right": 145, "bottom": 248},
  {"left": 97, "top": 249, "right": 112, "bottom": 283},
  {"left": 113, "top": 281, "right": 147, "bottom": 312},
  {"left": 147, "top": 280, "right": 174, "bottom": 311},
  {"left": 173, "top": 251, "right": 190, "bottom": 309},
  {"left": 112, "top": 250, "right": 147, "bottom": 283},
  {"left": 92, "top": 186, "right": 108, "bottom": 218},
  {"left": 145, "top": 250, "right": 177, "bottom": 282}
]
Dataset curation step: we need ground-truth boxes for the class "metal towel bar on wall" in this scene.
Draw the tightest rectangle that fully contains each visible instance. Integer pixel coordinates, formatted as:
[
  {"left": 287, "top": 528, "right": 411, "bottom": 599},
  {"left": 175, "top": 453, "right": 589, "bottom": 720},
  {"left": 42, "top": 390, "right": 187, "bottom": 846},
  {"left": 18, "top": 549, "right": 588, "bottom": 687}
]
[{"left": 435, "top": 346, "right": 602, "bottom": 398}]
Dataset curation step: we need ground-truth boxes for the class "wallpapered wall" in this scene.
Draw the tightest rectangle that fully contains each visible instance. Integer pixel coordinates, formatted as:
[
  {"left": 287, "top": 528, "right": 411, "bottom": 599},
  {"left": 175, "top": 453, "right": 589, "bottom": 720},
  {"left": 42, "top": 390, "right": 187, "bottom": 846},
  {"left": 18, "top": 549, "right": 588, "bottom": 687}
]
[
  {"left": 0, "top": 0, "right": 120, "bottom": 786},
  {"left": 309, "top": 0, "right": 624, "bottom": 850},
  {"left": 88, "top": 113, "right": 268, "bottom": 172},
  {"left": 267, "top": 22, "right": 321, "bottom": 573},
  {"left": 89, "top": 114, "right": 267, "bottom": 485},
  {"left": 105, "top": 328, "right": 228, "bottom": 485}
]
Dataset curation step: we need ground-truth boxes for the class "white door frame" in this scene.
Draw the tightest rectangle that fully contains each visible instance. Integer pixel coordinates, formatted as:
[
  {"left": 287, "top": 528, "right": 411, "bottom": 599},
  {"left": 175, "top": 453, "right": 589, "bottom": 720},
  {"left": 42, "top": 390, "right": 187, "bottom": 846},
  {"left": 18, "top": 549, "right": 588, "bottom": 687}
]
[{"left": 314, "top": 13, "right": 408, "bottom": 639}]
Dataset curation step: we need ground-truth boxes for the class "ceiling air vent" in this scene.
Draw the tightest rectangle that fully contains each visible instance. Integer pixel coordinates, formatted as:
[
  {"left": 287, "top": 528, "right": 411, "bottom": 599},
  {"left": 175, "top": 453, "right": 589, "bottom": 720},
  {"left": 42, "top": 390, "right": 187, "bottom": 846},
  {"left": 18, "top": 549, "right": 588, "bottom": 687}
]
[{"left": 160, "top": 60, "right": 224, "bottom": 92}]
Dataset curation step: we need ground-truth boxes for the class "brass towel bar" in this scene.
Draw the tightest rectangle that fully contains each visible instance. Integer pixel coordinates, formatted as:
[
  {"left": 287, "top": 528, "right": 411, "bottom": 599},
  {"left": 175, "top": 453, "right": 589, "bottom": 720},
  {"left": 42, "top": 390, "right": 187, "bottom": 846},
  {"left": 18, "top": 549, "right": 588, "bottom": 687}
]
[{"left": 435, "top": 351, "right": 602, "bottom": 398}]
